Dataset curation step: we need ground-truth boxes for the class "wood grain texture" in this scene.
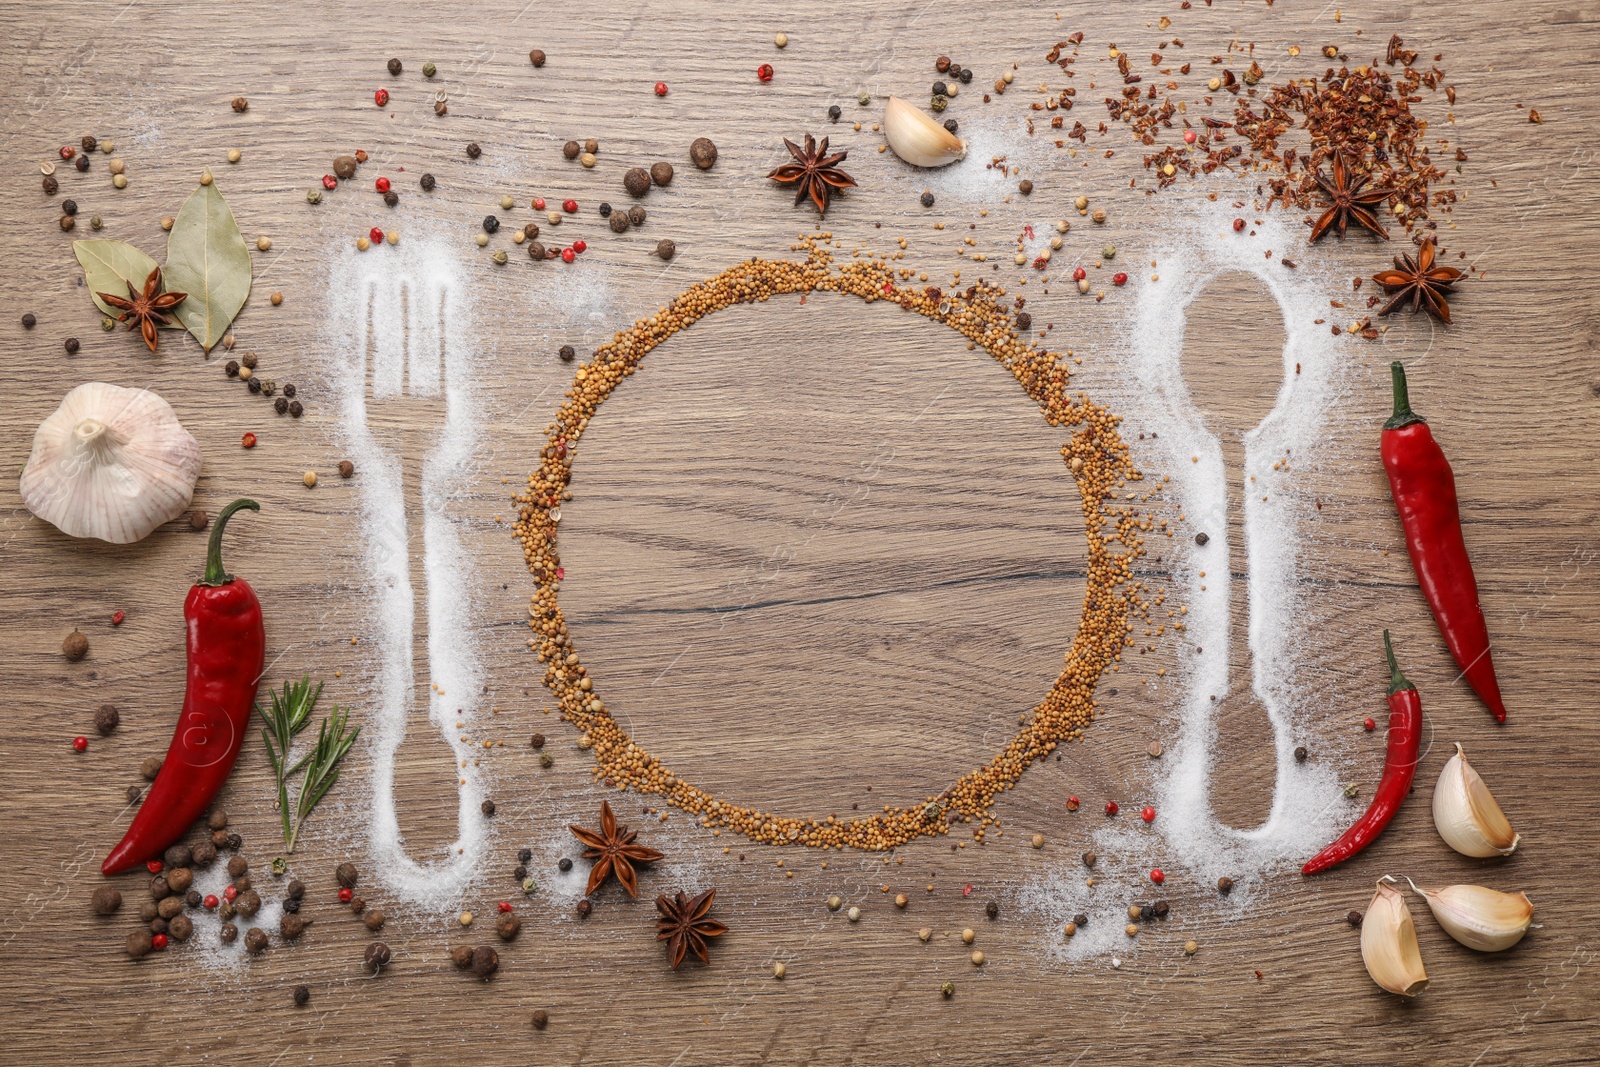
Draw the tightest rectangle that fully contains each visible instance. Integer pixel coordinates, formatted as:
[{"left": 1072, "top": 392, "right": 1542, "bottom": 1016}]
[{"left": 2, "top": 1, "right": 1599, "bottom": 1064}]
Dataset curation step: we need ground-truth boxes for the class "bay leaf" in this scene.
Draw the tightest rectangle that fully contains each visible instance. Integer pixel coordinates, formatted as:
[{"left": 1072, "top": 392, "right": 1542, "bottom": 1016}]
[
  {"left": 72, "top": 239, "right": 162, "bottom": 320},
  {"left": 163, "top": 180, "right": 252, "bottom": 352}
]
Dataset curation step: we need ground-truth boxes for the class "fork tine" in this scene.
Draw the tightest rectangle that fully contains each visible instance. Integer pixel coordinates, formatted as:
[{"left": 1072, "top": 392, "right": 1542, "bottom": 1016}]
[
  {"left": 407, "top": 277, "right": 442, "bottom": 398},
  {"left": 369, "top": 276, "right": 405, "bottom": 398}
]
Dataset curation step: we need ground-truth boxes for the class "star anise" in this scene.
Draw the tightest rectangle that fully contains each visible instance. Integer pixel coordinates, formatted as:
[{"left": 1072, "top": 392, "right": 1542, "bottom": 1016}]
[
  {"left": 655, "top": 888, "right": 727, "bottom": 970},
  {"left": 97, "top": 266, "right": 187, "bottom": 353},
  {"left": 767, "top": 134, "right": 857, "bottom": 217},
  {"left": 1373, "top": 237, "right": 1464, "bottom": 324},
  {"left": 1309, "top": 153, "right": 1394, "bottom": 242},
  {"left": 569, "top": 799, "right": 663, "bottom": 898}
]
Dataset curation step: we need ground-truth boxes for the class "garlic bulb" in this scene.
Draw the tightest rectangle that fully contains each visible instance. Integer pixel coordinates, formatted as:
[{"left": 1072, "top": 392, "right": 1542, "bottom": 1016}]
[
  {"left": 1361, "top": 878, "right": 1429, "bottom": 997},
  {"left": 20, "top": 382, "right": 201, "bottom": 544},
  {"left": 1407, "top": 879, "right": 1534, "bottom": 952},
  {"left": 1433, "top": 743, "right": 1519, "bottom": 857},
  {"left": 883, "top": 97, "right": 967, "bottom": 168}
]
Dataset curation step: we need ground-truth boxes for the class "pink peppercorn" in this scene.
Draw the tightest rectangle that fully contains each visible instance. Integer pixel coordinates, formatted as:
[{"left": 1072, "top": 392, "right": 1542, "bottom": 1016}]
[
  {"left": 111, "top": 610, "right": 126, "bottom": 626},
  {"left": 562, "top": 199, "right": 578, "bottom": 213},
  {"left": 369, "top": 226, "right": 384, "bottom": 243},
  {"left": 72, "top": 736, "right": 88, "bottom": 752},
  {"left": 322, "top": 175, "right": 338, "bottom": 190},
  {"left": 338, "top": 887, "right": 353, "bottom": 903},
  {"left": 757, "top": 63, "right": 774, "bottom": 82},
  {"left": 241, "top": 432, "right": 257, "bottom": 449},
  {"left": 1141, "top": 806, "right": 1156, "bottom": 823},
  {"left": 1112, "top": 272, "right": 1128, "bottom": 286},
  {"left": 1105, "top": 800, "right": 1119, "bottom": 816},
  {"left": 561, "top": 247, "right": 576, "bottom": 263},
  {"left": 224, "top": 885, "right": 239, "bottom": 903},
  {"left": 374, "top": 88, "right": 389, "bottom": 107},
  {"left": 1183, "top": 129, "right": 1197, "bottom": 144},
  {"left": 147, "top": 860, "right": 164, "bottom": 874},
  {"left": 1363, "top": 717, "right": 1376, "bottom": 732},
  {"left": 1233, "top": 218, "right": 1246, "bottom": 232},
  {"left": 1073, "top": 266, "right": 1087, "bottom": 281},
  {"left": 533, "top": 197, "right": 546, "bottom": 210},
  {"left": 654, "top": 81, "right": 668, "bottom": 96},
  {"left": 375, "top": 177, "right": 391, "bottom": 193},
  {"left": 151, "top": 933, "right": 168, "bottom": 950},
  {"left": 498, "top": 901, "right": 513, "bottom": 913},
  {"left": 203, "top": 894, "right": 219, "bottom": 909},
  {"left": 1150, "top": 868, "right": 1165, "bottom": 884},
  {"left": 571, "top": 239, "right": 587, "bottom": 254}
]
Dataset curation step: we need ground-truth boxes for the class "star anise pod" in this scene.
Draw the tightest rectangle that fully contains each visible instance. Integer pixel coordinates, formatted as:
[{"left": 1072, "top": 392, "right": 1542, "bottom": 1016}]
[
  {"left": 1309, "top": 152, "right": 1394, "bottom": 242},
  {"left": 1373, "top": 237, "right": 1464, "bottom": 324},
  {"left": 97, "top": 266, "right": 187, "bottom": 353},
  {"left": 655, "top": 888, "right": 727, "bottom": 970},
  {"left": 569, "top": 799, "right": 663, "bottom": 898},
  {"left": 767, "top": 133, "right": 857, "bottom": 217}
]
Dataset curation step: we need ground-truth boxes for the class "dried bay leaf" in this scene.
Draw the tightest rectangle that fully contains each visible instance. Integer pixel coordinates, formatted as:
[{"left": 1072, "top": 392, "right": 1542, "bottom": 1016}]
[
  {"left": 73, "top": 239, "right": 165, "bottom": 320},
  {"left": 163, "top": 181, "right": 252, "bottom": 352}
]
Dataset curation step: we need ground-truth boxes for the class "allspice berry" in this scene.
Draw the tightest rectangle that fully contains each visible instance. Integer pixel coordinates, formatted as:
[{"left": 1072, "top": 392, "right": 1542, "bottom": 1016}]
[
  {"left": 189, "top": 510, "right": 208, "bottom": 531},
  {"left": 608, "top": 211, "right": 630, "bottom": 234},
  {"left": 126, "top": 929, "right": 154, "bottom": 958},
  {"left": 689, "top": 137, "right": 718, "bottom": 169},
  {"left": 364, "top": 942, "right": 392, "bottom": 973},
  {"left": 227, "top": 855, "right": 249, "bottom": 878},
  {"left": 336, "top": 861, "right": 359, "bottom": 888},
  {"left": 623, "top": 167, "right": 651, "bottom": 197},
  {"left": 235, "top": 889, "right": 261, "bottom": 918},
  {"left": 62, "top": 630, "right": 89, "bottom": 661},
  {"left": 219, "top": 922, "right": 238, "bottom": 943},
  {"left": 333, "top": 154, "right": 358, "bottom": 180},
  {"left": 245, "top": 927, "right": 269, "bottom": 955},
  {"left": 191, "top": 842, "right": 217, "bottom": 867},
  {"left": 656, "top": 239, "right": 676, "bottom": 261},
  {"left": 163, "top": 844, "right": 193, "bottom": 869},
  {"left": 293, "top": 985, "right": 311, "bottom": 1007},
  {"left": 168, "top": 914, "right": 194, "bottom": 941},
  {"left": 158, "top": 896, "right": 184, "bottom": 920},
  {"left": 208, "top": 809, "right": 229, "bottom": 831},
  {"left": 650, "top": 161, "right": 673, "bottom": 186},
  {"left": 95, "top": 704, "right": 120, "bottom": 736},
  {"left": 1217, "top": 876, "right": 1235, "bottom": 895},
  {"left": 280, "top": 913, "right": 310, "bottom": 941},
  {"left": 496, "top": 913, "right": 521, "bottom": 941},
  {"left": 627, "top": 205, "right": 646, "bottom": 226},
  {"left": 562, "top": 140, "right": 580, "bottom": 159},
  {"left": 338, "top": 459, "right": 355, "bottom": 479},
  {"left": 165, "top": 867, "right": 194, "bottom": 894},
  {"left": 531, "top": 1010, "right": 549, "bottom": 1031},
  {"left": 231, "top": 96, "right": 248, "bottom": 112},
  {"left": 91, "top": 886, "right": 123, "bottom": 915},
  {"left": 471, "top": 945, "right": 499, "bottom": 978},
  {"left": 141, "top": 755, "right": 163, "bottom": 781},
  {"left": 450, "top": 944, "right": 475, "bottom": 969},
  {"left": 364, "top": 908, "right": 386, "bottom": 931},
  {"left": 529, "top": 49, "right": 546, "bottom": 67}
]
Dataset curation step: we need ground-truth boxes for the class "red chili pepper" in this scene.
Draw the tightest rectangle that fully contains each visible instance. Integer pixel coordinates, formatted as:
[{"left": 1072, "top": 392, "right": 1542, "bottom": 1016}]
[
  {"left": 1381, "top": 362, "right": 1506, "bottom": 721},
  {"left": 102, "top": 500, "right": 265, "bottom": 875},
  {"left": 1301, "top": 631, "right": 1422, "bottom": 875}
]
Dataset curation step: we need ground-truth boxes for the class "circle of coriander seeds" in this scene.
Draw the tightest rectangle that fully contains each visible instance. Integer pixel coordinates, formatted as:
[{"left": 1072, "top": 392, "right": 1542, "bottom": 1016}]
[{"left": 516, "top": 238, "right": 1147, "bottom": 853}]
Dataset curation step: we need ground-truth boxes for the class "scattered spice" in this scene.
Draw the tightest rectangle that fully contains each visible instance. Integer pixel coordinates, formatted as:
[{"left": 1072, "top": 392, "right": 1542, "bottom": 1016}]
[
  {"left": 768, "top": 134, "right": 856, "bottom": 216},
  {"left": 689, "top": 137, "right": 718, "bottom": 169},
  {"left": 655, "top": 888, "right": 726, "bottom": 969},
  {"left": 569, "top": 799, "right": 663, "bottom": 897},
  {"left": 1373, "top": 238, "right": 1463, "bottom": 324}
]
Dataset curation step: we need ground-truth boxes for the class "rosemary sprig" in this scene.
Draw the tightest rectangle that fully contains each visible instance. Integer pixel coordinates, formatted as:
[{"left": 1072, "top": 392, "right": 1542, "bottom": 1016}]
[{"left": 256, "top": 675, "right": 359, "bottom": 852}]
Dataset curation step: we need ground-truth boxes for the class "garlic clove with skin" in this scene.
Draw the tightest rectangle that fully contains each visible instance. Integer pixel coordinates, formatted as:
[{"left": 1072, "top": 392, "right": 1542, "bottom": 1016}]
[
  {"left": 1406, "top": 879, "right": 1534, "bottom": 953},
  {"left": 1361, "top": 878, "right": 1429, "bottom": 997},
  {"left": 883, "top": 97, "right": 967, "bottom": 168},
  {"left": 1433, "top": 743, "right": 1520, "bottom": 858},
  {"left": 20, "top": 382, "right": 201, "bottom": 544}
]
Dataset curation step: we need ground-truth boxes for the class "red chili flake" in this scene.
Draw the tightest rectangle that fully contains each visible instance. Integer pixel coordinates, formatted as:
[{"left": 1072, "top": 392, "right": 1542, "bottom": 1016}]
[
  {"left": 572, "top": 239, "right": 587, "bottom": 254},
  {"left": 203, "top": 894, "right": 219, "bottom": 909},
  {"left": 882, "top": 281, "right": 894, "bottom": 294},
  {"left": 72, "top": 736, "right": 89, "bottom": 752},
  {"left": 1112, "top": 272, "right": 1129, "bottom": 286},
  {"left": 322, "top": 175, "right": 339, "bottom": 190},
  {"left": 1363, "top": 717, "right": 1376, "bottom": 732},
  {"left": 1023, "top": 225, "right": 1036, "bottom": 239},
  {"left": 1141, "top": 806, "right": 1156, "bottom": 823},
  {"left": 1105, "top": 800, "right": 1119, "bottom": 816},
  {"left": 241, "top": 432, "right": 257, "bottom": 449},
  {"left": 533, "top": 197, "right": 547, "bottom": 210},
  {"left": 375, "top": 177, "right": 391, "bottom": 193},
  {"left": 374, "top": 88, "right": 390, "bottom": 107},
  {"left": 1073, "top": 266, "right": 1087, "bottom": 281},
  {"left": 554, "top": 567, "right": 565, "bottom": 580},
  {"left": 962, "top": 884, "right": 973, "bottom": 897},
  {"left": 497, "top": 901, "right": 513, "bottom": 913},
  {"left": 111, "top": 610, "right": 126, "bottom": 626},
  {"left": 147, "top": 859, "right": 164, "bottom": 874},
  {"left": 224, "top": 885, "right": 239, "bottom": 902},
  {"left": 60, "top": 145, "right": 76, "bottom": 160},
  {"left": 1233, "top": 218, "right": 1246, "bottom": 232},
  {"left": 1150, "top": 868, "right": 1165, "bottom": 884},
  {"left": 562, "top": 199, "right": 578, "bottom": 213},
  {"left": 151, "top": 933, "right": 168, "bottom": 950},
  {"left": 369, "top": 226, "right": 385, "bottom": 243},
  {"left": 1066, "top": 796, "right": 1080, "bottom": 811},
  {"left": 1033, "top": 257, "right": 1049, "bottom": 270},
  {"left": 654, "top": 81, "right": 669, "bottom": 96},
  {"left": 338, "top": 887, "right": 353, "bottom": 903},
  {"left": 561, "top": 247, "right": 576, "bottom": 263},
  {"left": 757, "top": 63, "right": 774, "bottom": 82}
]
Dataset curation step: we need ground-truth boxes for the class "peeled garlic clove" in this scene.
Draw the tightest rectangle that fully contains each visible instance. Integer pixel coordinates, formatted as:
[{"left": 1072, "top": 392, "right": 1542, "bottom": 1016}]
[
  {"left": 1407, "top": 879, "right": 1533, "bottom": 953},
  {"left": 1433, "top": 742, "right": 1519, "bottom": 857},
  {"left": 20, "top": 382, "right": 201, "bottom": 544},
  {"left": 1361, "top": 879, "right": 1428, "bottom": 997},
  {"left": 883, "top": 97, "right": 967, "bottom": 168}
]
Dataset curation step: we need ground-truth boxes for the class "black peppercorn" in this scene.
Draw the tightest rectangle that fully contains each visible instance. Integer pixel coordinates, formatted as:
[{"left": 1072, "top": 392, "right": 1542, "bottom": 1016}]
[
  {"left": 482, "top": 215, "right": 499, "bottom": 234},
  {"left": 293, "top": 985, "right": 311, "bottom": 1007},
  {"left": 283, "top": 383, "right": 296, "bottom": 398},
  {"left": 219, "top": 922, "right": 237, "bottom": 943},
  {"left": 43, "top": 175, "right": 59, "bottom": 195},
  {"left": 247, "top": 377, "right": 261, "bottom": 394},
  {"left": 387, "top": 58, "right": 402, "bottom": 75},
  {"left": 1217, "top": 876, "right": 1234, "bottom": 894},
  {"left": 513, "top": 865, "right": 528, "bottom": 880},
  {"left": 1153, "top": 900, "right": 1170, "bottom": 918},
  {"left": 225, "top": 832, "right": 242, "bottom": 850},
  {"left": 482, "top": 799, "right": 496, "bottom": 816},
  {"left": 828, "top": 104, "right": 842, "bottom": 122},
  {"left": 125, "top": 785, "right": 142, "bottom": 804},
  {"left": 920, "top": 191, "right": 935, "bottom": 208},
  {"left": 283, "top": 896, "right": 300, "bottom": 914},
  {"left": 185, "top": 888, "right": 202, "bottom": 908},
  {"left": 288, "top": 400, "right": 303, "bottom": 417},
  {"left": 95, "top": 703, "right": 119, "bottom": 735},
  {"left": 944, "top": 118, "right": 959, "bottom": 133},
  {"left": 598, "top": 202, "right": 612, "bottom": 217},
  {"left": 985, "top": 901, "right": 999, "bottom": 920},
  {"left": 531, "top": 1010, "right": 549, "bottom": 1031},
  {"left": 517, "top": 847, "right": 533, "bottom": 863},
  {"left": 557, "top": 857, "right": 572, "bottom": 872},
  {"left": 1295, "top": 745, "right": 1308, "bottom": 762},
  {"left": 21, "top": 313, "right": 37, "bottom": 328},
  {"left": 530, "top": 733, "right": 545, "bottom": 749},
  {"left": 1016, "top": 311, "right": 1032, "bottom": 330},
  {"left": 948, "top": 63, "right": 962, "bottom": 77},
  {"left": 75, "top": 154, "right": 90, "bottom": 173},
  {"left": 383, "top": 191, "right": 399, "bottom": 207},
  {"left": 82, "top": 134, "right": 98, "bottom": 152},
  {"left": 466, "top": 142, "right": 482, "bottom": 159},
  {"left": 64, "top": 337, "right": 80, "bottom": 354},
  {"left": 558, "top": 345, "right": 575, "bottom": 362},
  {"left": 575, "top": 899, "right": 592, "bottom": 918},
  {"left": 933, "top": 81, "right": 948, "bottom": 96},
  {"left": 958, "top": 68, "right": 972, "bottom": 83},
  {"left": 1347, "top": 910, "right": 1363, "bottom": 927},
  {"left": 150, "top": 917, "right": 168, "bottom": 935},
  {"left": 225, "top": 360, "right": 240, "bottom": 377},
  {"left": 1072, "top": 912, "right": 1089, "bottom": 927},
  {"left": 62, "top": 198, "right": 78, "bottom": 216},
  {"left": 1195, "top": 532, "right": 1210, "bottom": 546},
  {"left": 275, "top": 397, "right": 289, "bottom": 415},
  {"left": 420, "top": 173, "right": 436, "bottom": 191}
]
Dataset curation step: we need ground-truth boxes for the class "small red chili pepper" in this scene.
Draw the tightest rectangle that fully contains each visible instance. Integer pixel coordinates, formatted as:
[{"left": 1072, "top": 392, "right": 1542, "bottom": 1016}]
[
  {"left": 572, "top": 239, "right": 587, "bottom": 254},
  {"left": 561, "top": 247, "right": 576, "bottom": 263},
  {"left": 224, "top": 884, "right": 239, "bottom": 902},
  {"left": 375, "top": 176, "right": 391, "bottom": 193},
  {"left": 1150, "top": 868, "right": 1165, "bottom": 884},
  {"left": 1233, "top": 218, "right": 1246, "bottom": 232},
  {"left": 1382, "top": 362, "right": 1506, "bottom": 721},
  {"left": 203, "top": 894, "right": 219, "bottom": 909},
  {"left": 374, "top": 88, "right": 389, "bottom": 107},
  {"left": 1302, "top": 631, "right": 1423, "bottom": 875},
  {"left": 1112, "top": 272, "right": 1129, "bottom": 286},
  {"left": 1141, "top": 806, "right": 1156, "bottom": 823},
  {"left": 338, "top": 887, "right": 353, "bottom": 903},
  {"left": 1363, "top": 717, "right": 1376, "bottom": 732},
  {"left": 1104, "top": 800, "right": 1118, "bottom": 816},
  {"left": 241, "top": 432, "right": 257, "bottom": 448},
  {"left": 1066, "top": 796, "right": 1080, "bottom": 811},
  {"left": 111, "top": 610, "right": 126, "bottom": 626},
  {"left": 757, "top": 63, "right": 774, "bottom": 82},
  {"left": 533, "top": 197, "right": 546, "bottom": 210},
  {"left": 562, "top": 199, "right": 578, "bottom": 213},
  {"left": 322, "top": 175, "right": 338, "bottom": 190},
  {"left": 102, "top": 501, "right": 265, "bottom": 875},
  {"left": 151, "top": 933, "right": 168, "bottom": 950},
  {"left": 654, "top": 81, "right": 669, "bottom": 96},
  {"left": 147, "top": 859, "right": 164, "bottom": 874},
  {"left": 498, "top": 901, "right": 513, "bottom": 913},
  {"left": 72, "top": 736, "right": 88, "bottom": 752}
]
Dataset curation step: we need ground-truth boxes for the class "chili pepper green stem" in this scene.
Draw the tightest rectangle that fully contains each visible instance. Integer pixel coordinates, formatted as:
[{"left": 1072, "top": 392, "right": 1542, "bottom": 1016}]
[
  {"left": 201, "top": 498, "right": 260, "bottom": 586},
  {"left": 1384, "top": 629, "right": 1415, "bottom": 696},
  {"left": 1384, "top": 361, "right": 1427, "bottom": 430}
]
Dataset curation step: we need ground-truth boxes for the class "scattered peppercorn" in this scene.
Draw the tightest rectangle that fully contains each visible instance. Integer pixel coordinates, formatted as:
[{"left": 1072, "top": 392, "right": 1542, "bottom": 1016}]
[
  {"left": 364, "top": 941, "right": 391, "bottom": 973},
  {"left": 985, "top": 901, "right": 999, "bottom": 920},
  {"left": 1295, "top": 745, "right": 1309, "bottom": 762},
  {"left": 1348, "top": 910, "right": 1364, "bottom": 927},
  {"left": 466, "top": 142, "right": 482, "bottom": 159},
  {"left": 497, "top": 913, "right": 521, "bottom": 941},
  {"left": 623, "top": 168, "right": 651, "bottom": 197},
  {"left": 655, "top": 239, "right": 676, "bottom": 261},
  {"left": 1195, "top": 532, "right": 1210, "bottom": 546},
  {"left": 689, "top": 137, "right": 718, "bottom": 169},
  {"left": 293, "top": 984, "right": 311, "bottom": 1007},
  {"left": 472, "top": 945, "right": 499, "bottom": 978},
  {"left": 1217, "top": 876, "right": 1234, "bottom": 895},
  {"left": 63, "top": 337, "right": 81, "bottom": 355},
  {"left": 338, "top": 460, "right": 355, "bottom": 479},
  {"left": 650, "top": 162, "right": 673, "bottom": 186},
  {"left": 387, "top": 58, "right": 402, "bottom": 76},
  {"left": 529, "top": 49, "right": 546, "bottom": 67},
  {"left": 232, "top": 97, "right": 248, "bottom": 112},
  {"left": 336, "top": 862, "right": 359, "bottom": 888},
  {"left": 92, "top": 886, "right": 123, "bottom": 915},
  {"left": 575, "top": 899, "right": 592, "bottom": 918},
  {"left": 628, "top": 205, "right": 646, "bottom": 226},
  {"left": 482, "top": 215, "right": 499, "bottom": 234},
  {"left": 558, "top": 857, "right": 573, "bottom": 873},
  {"left": 363, "top": 908, "right": 385, "bottom": 931},
  {"left": 558, "top": 345, "right": 576, "bottom": 362},
  {"left": 93, "top": 703, "right": 120, "bottom": 736},
  {"left": 244, "top": 927, "right": 269, "bottom": 955},
  {"left": 62, "top": 630, "right": 89, "bottom": 661}
]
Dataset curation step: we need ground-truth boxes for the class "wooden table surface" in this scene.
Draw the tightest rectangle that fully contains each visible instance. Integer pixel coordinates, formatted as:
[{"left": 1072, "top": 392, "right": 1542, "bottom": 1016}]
[{"left": 3, "top": 1, "right": 1598, "bottom": 1063}]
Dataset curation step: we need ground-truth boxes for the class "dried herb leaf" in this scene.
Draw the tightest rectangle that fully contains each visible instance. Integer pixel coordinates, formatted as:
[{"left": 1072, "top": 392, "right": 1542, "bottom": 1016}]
[
  {"left": 163, "top": 181, "right": 252, "bottom": 352},
  {"left": 73, "top": 240, "right": 173, "bottom": 322}
]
